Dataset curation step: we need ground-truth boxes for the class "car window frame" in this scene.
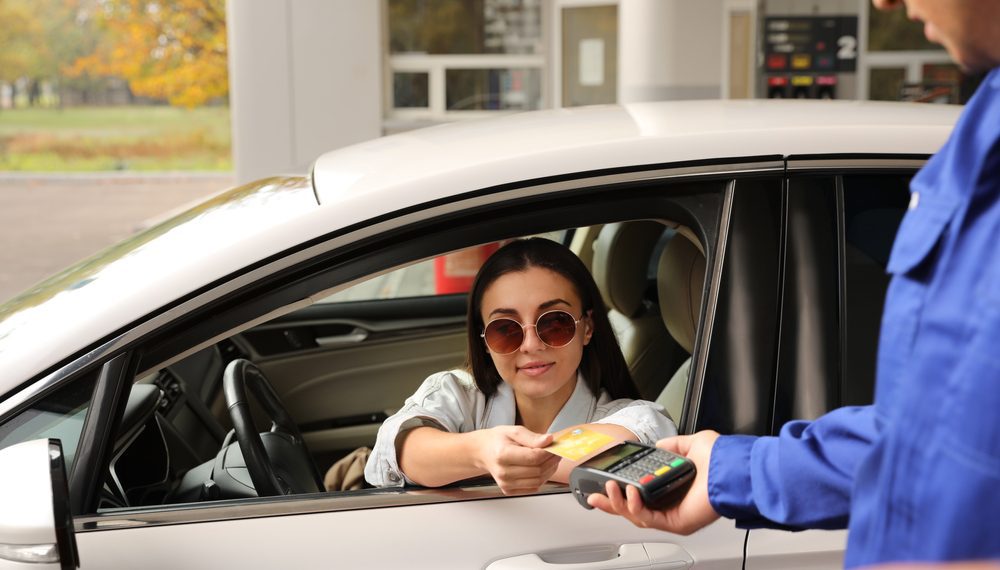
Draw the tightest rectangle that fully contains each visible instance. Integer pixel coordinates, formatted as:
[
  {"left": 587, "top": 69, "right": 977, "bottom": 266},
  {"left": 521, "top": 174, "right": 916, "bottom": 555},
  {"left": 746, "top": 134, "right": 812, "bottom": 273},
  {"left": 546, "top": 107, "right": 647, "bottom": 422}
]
[{"left": 82, "top": 194, "right": 728, "bottom": 527}]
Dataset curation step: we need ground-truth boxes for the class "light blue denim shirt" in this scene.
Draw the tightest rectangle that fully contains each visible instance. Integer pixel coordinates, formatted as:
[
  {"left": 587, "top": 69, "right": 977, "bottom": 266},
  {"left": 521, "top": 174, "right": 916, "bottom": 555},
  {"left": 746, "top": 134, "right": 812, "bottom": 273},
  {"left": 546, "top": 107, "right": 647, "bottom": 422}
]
[{"left": 365, "top": 369, "right": 677, "bottom": 487}]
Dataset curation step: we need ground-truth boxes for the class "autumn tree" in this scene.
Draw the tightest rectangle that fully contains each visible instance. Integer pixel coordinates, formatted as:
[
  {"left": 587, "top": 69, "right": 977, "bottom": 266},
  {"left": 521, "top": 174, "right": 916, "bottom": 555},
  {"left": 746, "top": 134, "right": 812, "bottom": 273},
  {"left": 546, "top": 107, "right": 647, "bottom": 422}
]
[
  {"left": 12, "top": 0, "right": 106, "bottom": 106},
  {"left": 65, "top": 0, "right": 227, "bottom": 107},
  {"left": 0, "top": 0, "right": 42, "bottom": 89}
]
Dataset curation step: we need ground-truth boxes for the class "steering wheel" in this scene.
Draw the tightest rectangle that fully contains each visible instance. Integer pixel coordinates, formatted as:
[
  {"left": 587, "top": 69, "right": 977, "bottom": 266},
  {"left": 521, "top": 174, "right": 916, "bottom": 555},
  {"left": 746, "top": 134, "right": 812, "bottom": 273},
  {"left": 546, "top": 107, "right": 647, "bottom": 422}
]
[{"left": 222, "top": 359, "right": 323, "bottom": 496}]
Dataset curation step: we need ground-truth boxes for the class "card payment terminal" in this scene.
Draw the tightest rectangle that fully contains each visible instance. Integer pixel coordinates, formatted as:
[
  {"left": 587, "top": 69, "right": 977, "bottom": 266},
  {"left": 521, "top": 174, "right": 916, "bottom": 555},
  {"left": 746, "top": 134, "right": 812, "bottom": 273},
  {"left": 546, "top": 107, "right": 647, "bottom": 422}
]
[{"left": 569, "top": 442, "right": 695, "bottom": 510}]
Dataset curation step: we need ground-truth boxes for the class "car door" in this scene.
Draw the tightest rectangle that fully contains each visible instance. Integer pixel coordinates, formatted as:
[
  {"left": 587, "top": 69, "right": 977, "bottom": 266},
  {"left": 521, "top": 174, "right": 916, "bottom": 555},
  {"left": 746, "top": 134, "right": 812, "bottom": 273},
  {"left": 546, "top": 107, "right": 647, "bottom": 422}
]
[
  {"left": 5, "top": 159, "right": 848, "bottom": 569},
  {"left": 70, "top": 170, "right": 754, "bottom": 569}
]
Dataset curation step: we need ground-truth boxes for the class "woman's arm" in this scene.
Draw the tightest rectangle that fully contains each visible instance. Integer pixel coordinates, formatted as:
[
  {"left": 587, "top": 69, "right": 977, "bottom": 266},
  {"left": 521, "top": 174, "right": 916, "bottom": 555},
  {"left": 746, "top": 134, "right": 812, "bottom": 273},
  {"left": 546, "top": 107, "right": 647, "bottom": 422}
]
[
  {"left": 595, "top": 398, "right": 678, "bottom": 444},
  {"left": 398, "top": 425, "right": 560, "bottom": 494}
]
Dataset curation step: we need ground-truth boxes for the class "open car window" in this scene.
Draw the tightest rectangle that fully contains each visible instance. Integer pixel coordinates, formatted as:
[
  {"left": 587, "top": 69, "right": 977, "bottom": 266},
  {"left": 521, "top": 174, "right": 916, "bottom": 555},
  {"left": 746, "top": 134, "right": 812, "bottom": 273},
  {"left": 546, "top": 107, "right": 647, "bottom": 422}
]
[
  {"left": 100, "top": 221, "right": 716, "bottom": 511},
  {"left": 315, "top": 231, "right": 570, "bottom": 304},
  {"left": 85, "top": 173, "right": 733, "bottom": 524}
]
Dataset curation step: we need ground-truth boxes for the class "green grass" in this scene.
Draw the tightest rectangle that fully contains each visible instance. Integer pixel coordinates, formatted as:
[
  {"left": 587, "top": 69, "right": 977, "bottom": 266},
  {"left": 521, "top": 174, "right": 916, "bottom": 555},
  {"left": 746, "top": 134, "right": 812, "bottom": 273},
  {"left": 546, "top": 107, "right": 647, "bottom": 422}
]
[{"left": 0, "top": 106, "right": 232, "bottom": 172}]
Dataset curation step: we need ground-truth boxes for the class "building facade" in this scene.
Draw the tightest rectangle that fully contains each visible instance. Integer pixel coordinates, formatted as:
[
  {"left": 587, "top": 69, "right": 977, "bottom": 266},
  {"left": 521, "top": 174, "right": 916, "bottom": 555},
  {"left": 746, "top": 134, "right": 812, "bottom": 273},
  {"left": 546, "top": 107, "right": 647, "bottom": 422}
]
[{"left": 227, "top": 0, "right": 956, "bottom": 183}]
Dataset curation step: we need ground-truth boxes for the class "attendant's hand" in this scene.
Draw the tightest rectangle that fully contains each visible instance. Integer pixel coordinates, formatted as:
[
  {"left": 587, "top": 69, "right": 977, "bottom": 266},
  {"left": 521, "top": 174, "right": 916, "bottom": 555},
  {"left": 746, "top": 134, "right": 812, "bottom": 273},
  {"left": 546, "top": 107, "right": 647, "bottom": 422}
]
[
  {"left": 474, "top": 426, "right": 560, "bottom": 495},
  {"left": 587, "top": 430, "right": 721, "bottom": 535}
]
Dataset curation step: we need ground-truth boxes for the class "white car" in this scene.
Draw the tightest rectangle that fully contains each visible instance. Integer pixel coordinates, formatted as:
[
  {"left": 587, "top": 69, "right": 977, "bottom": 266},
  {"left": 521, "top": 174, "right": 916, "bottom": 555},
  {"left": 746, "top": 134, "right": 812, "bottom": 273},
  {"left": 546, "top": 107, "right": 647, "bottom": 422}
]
[{"left": 0, "top": 100, "right": 959, "bottom": 569}]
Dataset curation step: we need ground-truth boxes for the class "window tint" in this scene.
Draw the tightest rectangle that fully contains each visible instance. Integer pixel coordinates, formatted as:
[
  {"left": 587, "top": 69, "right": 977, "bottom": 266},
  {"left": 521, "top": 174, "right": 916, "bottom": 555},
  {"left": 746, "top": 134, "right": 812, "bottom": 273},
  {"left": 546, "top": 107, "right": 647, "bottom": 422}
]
[
  {"left": 841, "top": 174, "right": 911, "bottom": 406},
  {"left": 0, "top": 372, "right": 98, "bottom": 471},
  {"left": 700, "top": 176, "right": 783, "bottom": 435}
]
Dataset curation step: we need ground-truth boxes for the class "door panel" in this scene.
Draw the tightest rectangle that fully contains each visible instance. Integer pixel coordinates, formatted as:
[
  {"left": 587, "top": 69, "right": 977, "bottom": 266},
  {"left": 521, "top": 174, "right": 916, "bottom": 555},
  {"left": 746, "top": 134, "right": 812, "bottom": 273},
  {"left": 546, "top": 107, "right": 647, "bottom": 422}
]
[
  {"left": 261, "top": 329, "right": 465, "bottom": 455},
  {"left": 237, "top": 296, "right": 468, "bottom": 457},
  {"left": 76, "top": 493, "right": 750, "bottom": 569}
]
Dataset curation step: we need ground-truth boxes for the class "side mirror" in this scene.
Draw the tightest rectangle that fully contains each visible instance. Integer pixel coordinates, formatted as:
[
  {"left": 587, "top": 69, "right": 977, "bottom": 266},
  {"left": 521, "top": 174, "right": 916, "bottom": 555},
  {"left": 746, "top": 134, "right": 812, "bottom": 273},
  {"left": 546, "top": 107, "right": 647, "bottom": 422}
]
[{"left": 0, "top": 439, "right": 79, "bottom": 569}]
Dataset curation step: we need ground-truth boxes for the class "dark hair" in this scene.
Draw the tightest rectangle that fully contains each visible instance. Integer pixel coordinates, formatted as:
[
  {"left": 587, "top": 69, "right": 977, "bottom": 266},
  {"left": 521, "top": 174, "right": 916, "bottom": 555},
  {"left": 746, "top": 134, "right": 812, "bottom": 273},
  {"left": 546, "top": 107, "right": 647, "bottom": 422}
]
[{"left": 465, "top": 238, "right": 640, "bottom": 400}]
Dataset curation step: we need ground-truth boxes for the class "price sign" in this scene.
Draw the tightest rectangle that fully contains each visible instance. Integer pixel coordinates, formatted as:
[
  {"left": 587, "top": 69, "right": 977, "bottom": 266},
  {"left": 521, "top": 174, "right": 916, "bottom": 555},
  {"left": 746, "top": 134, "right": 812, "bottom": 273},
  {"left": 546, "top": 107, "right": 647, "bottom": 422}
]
[{"left": 764, "top": 16, "right": 858, "bottom": 73}]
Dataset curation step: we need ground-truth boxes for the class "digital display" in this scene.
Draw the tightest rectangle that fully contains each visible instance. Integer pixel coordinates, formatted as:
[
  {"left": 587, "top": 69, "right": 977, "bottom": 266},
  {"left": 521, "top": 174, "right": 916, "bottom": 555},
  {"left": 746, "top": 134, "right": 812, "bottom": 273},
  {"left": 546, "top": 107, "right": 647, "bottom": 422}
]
[
  {"left": 582, "top": 442, "right": 646, "bottom": 471},
  {"left": 763, "top": 16, "right": 858, "bottom": 73}
]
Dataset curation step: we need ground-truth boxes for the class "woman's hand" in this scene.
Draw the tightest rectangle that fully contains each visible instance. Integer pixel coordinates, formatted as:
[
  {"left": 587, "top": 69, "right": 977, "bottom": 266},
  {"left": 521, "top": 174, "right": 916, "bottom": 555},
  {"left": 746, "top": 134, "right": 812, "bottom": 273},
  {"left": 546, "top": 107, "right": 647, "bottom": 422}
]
[
  {"left": 586, "top": 430, "right": 721, "bottom": 535},
  {"left": 474, "top": 426, "right": 560, "bottom": 495}
]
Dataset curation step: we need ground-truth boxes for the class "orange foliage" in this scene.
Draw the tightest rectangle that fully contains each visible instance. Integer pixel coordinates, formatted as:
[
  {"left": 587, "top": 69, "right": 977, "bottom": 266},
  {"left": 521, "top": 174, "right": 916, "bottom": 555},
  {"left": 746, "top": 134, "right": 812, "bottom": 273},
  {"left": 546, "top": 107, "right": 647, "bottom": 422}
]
[{"left": 64, "top": 0, "right": 227, "bottom": 107}]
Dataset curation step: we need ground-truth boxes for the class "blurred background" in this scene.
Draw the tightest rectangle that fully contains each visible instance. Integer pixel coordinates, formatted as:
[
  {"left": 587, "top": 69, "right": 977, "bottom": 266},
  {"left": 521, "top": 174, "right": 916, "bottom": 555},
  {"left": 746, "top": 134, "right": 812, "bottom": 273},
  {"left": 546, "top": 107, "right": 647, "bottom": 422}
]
[{"left": 0, "top": 0, "right": 983, "bottom": 301}]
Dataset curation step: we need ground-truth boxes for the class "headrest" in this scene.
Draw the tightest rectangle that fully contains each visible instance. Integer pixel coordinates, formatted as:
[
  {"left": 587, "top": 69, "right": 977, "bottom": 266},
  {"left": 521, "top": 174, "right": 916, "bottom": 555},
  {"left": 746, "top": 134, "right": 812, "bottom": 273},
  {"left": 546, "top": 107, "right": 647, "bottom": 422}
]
[
  {"left": 592, "top": 222, "right": 664, "bottom": 317},
  {"left": 657, "top": 234, "right": 705, "bottom": 353}
]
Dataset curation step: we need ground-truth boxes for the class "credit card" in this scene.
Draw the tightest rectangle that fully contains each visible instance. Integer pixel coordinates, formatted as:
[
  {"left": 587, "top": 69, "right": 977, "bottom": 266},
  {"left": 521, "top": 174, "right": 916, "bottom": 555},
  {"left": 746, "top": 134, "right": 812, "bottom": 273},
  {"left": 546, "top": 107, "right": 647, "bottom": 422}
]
[{"left": 546, "top": 427, "right": 615, "bottom": 461}]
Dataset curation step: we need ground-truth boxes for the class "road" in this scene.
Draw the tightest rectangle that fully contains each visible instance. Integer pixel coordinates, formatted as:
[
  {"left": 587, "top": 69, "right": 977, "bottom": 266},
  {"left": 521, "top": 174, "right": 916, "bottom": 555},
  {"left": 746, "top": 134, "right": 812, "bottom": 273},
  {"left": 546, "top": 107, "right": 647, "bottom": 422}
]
[{"left": 0, "top": 173, "right": 235, "bottom": 303}]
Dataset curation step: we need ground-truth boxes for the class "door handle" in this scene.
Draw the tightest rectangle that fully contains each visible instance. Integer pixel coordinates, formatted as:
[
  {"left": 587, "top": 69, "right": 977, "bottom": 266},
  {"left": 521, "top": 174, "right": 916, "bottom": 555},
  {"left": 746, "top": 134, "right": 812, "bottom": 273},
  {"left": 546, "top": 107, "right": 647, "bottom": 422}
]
[
  {"left": 314, "top": 327, "right": 369, "bottom": 347},
  {"left": 485, "top": 542, "right": 693, "bottom": 570}
]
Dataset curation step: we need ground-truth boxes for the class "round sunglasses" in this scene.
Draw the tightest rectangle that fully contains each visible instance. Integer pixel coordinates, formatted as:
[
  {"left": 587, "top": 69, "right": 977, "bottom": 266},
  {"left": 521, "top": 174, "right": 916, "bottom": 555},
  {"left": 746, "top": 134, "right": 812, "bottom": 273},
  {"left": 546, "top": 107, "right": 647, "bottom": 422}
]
[{"left": 481, "top": 309, "right": 584, "bottom": 354}]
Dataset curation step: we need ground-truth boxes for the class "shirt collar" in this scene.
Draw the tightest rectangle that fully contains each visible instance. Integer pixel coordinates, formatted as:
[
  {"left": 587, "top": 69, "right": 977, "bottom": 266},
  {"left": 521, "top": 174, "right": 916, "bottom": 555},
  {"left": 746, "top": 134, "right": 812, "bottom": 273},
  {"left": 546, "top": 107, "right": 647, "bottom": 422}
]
[
  {"left": 488, "top": 371, "right": 598, "bottom": 433},
  {"left": 548, "top": 371, "right": 597, "bottom": 432},
  {"left": 490, "top": 381, "right": 517, "bottom": 427}
]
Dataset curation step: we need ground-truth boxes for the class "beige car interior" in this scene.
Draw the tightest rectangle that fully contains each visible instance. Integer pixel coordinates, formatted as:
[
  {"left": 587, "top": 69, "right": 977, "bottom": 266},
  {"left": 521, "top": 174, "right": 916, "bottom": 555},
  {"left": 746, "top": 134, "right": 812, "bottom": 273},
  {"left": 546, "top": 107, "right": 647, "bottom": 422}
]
[
  {"left": 654, "top": 228, "right": 706, "bottom": 422},
  {"left": 592, "top": 222, "right": 686, "bottom": 401},
  {"left": 255, "top": 325, "right": 466, "bottom": 459},
  {"left": 589, "top": 221, "right": 706, "bottom": 423},
  {"left": 206, "top": 221, "right": 706, "bottom": 486}
]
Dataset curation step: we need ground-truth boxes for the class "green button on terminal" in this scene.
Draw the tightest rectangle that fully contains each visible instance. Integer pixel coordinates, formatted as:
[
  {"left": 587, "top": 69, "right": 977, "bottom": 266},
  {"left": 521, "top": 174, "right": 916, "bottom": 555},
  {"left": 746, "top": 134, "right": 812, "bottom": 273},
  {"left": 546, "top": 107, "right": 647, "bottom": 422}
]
[{"left": 669, "top": 458, "right": 685, "bottom": 468}]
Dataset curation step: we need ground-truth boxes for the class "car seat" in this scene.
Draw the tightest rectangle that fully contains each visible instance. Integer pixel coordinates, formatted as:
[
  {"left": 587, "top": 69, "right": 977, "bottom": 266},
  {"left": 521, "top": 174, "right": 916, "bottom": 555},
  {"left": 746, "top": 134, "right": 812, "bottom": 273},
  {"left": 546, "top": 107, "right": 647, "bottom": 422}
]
[
  {"left": 655, "top": 232, "right": 706, "bottom": 424},
  {"left": 592, "top": 222, "right": 686, "bottom": 400}
]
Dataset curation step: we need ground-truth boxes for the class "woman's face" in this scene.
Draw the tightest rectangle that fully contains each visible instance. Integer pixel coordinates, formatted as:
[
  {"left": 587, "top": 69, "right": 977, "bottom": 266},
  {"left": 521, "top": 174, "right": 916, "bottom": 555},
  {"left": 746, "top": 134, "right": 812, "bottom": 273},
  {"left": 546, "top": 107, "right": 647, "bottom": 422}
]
[{"left": 479, "top": 266, "right": 593, "bottom": 405}]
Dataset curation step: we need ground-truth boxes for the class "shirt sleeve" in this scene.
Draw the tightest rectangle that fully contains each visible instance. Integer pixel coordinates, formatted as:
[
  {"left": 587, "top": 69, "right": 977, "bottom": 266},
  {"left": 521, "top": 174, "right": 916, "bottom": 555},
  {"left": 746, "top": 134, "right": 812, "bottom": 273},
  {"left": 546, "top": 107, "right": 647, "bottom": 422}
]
[
  {"left": 364, "top": 370, "right": 480, "bottom": 487},
  {"left": 592, "top": 398, "right": 678, "bottom": 445},
  {"left": 708, "top": 405, "right": 879, "bottom": 530}
]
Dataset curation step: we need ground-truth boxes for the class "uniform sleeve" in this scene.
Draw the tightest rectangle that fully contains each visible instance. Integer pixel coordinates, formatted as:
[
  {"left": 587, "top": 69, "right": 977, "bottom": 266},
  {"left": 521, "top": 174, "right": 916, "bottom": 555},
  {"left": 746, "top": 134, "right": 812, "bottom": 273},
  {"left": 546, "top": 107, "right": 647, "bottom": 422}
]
[
  {"left": 592, "top": 398, "right": 678, "bottom": 445},
  {"left": 364, "top": 370, "right": 480, "bottom": 487},
  {"left": 708, "top": 405, "right": 878, "bottom": 530}
]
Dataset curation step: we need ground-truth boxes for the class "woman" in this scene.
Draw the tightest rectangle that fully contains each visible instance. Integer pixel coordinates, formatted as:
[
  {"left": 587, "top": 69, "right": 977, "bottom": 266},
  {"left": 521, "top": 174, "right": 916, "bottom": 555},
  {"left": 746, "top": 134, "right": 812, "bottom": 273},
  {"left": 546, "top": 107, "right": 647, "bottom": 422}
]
[{"left": 364, "top": 238, "right": 676, "bottom": 494}]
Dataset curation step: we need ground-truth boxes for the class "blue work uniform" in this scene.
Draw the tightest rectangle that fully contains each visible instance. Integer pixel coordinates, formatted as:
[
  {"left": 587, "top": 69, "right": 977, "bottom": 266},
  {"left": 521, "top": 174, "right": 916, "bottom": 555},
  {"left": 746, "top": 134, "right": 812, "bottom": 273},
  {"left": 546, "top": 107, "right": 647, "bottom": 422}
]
[{"left": 708, "top": 67, "right": 1000, "bottom": 567}]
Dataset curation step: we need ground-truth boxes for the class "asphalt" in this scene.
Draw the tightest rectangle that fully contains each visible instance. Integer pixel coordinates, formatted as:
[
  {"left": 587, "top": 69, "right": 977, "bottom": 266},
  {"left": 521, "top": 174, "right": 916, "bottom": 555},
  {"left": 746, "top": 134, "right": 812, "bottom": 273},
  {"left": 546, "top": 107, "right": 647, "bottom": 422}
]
[{"left": 0, "top": 173, "right": 235, "bottom": 303}]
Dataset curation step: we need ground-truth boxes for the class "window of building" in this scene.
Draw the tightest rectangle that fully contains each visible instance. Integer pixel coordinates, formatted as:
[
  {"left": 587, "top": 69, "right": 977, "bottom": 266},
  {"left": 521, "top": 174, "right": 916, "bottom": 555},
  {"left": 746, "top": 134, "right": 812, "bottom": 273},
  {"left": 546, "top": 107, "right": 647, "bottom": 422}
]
[
  {"left": 386, "top": 0, "right": 544, "bottom": 125},
  {"left": 863, "top": 6, "right": 969, "bottom": 102},
  {"left": 867, "top": 9, "right": 938, "bottom": 52},
  {"left": 560, "top": 5, "right": 617, "bottom": 107},
  {"left": 868, "top": 67, "right": 907, "bottom": 101}
]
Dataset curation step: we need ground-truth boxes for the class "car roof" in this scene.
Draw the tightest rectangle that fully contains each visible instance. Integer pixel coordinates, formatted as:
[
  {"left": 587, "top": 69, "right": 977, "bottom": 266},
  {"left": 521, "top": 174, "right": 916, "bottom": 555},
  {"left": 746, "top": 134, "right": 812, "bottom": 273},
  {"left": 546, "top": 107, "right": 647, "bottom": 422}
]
[
  {"left": 312, "top": 99, "right": 960, "bottom": 207},
  {"left": 0, "top": 99, "right": 960, "bottom": 395}
]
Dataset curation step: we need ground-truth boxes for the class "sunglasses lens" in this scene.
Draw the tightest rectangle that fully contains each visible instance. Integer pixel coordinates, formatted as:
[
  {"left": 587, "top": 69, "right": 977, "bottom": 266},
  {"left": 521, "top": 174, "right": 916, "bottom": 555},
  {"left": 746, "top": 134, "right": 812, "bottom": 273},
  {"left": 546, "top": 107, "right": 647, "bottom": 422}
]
[
  {"left": 484, "top": 318, "right": 524, "bottom": 354},
  {"left": 536, "top": 311, "right": 577, "bottom": 348}
]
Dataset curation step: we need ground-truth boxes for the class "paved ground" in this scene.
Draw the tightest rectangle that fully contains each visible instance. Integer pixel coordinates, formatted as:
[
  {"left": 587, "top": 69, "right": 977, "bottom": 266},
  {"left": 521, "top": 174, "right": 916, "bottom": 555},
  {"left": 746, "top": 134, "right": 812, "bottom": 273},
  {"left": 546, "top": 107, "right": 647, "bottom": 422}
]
[{"left": 0, "top": 173, "right": 235, "bottom": 303}]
